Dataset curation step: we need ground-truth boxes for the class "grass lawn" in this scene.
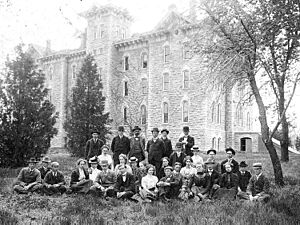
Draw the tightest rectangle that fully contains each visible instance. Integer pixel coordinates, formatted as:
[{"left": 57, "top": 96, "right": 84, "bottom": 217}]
[{"left": 0, "top": 150, "right": 300, "bottom": 225}]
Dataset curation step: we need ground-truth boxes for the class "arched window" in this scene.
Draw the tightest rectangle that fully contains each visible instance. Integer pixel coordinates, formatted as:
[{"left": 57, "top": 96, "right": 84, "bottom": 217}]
[
  {"left": 123, "top": 107, "right": 127, "bottom": 123},
  {"left": 141, "top": 52, "right": 148, "bottom": 68},
  {"left": 183, "top": 70, "right": 190, "bottom": 89},
  {"left": 212, "top": 137, "right": 216, "bottom": 149},
  {"left": 141, "top": 105, "right": 146, "bottom": 125},
  {"left": 49, "top": 66, "right": 53, "bottom": 80},
  {"left": 247, "top": 112, "right": 251, "bottom": 130},
  {"left": 211, "top": 102, "right": 215, "bottom": 122},
  {"left": 163, "top": 73, "right": 169, "bottom": 91},
  {"left": 141, "top": 78, "right": 147, "bottom": 94},
  {"left": 164, "top": 45, "right": 170, "bottom": 63},
  {"left": 217, "top": 103, "right": 221, "bottom": 124},
  {"left": 217, "top": 137, "right": 221, "bottom": 151},
  {"left": 124, "top": 56, "right": 129, "bottom": 71},
  {"left": 182, "top": 100, "right": 189, "bottom": 122},
  {"left": 163, "top": 102, "right": 169, "bottom": 124},
  {"left": 72, "top": 65, "right": 76, "bottom": 79}
]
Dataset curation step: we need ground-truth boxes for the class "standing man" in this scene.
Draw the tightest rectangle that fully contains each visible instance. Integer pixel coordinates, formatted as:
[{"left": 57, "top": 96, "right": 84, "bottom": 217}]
[
  {"left": 160, "top": 129, "right": 173, "bottom": 158},
  {"left": 85, "top": 130, "right": 104, "bottom": 163},
  {"left": 204, "top": 149, "right": 221, "bottom": 173},
  {"left": 169, "top": 142, "right": 187, "bottom": 167},
  {"left": 147, "top": 128, "right": 166, "bottom": 175},
  {"left": 128, "top": 126, "right": 146, "bottom": 163},
  {"left": 111, "top": 126, "right": 130, "bottom": 166},
  {"left": 221, "top": 148, "right": 239, "bottom": 174},
  {"left": 179, "top": 126, "right": 195, "bottom": 157}
]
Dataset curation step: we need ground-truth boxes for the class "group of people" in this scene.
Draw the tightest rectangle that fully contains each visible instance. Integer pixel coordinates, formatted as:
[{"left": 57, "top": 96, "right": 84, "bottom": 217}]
[{"left": 13, "top": 125, "right": 271, "bottom": 203}]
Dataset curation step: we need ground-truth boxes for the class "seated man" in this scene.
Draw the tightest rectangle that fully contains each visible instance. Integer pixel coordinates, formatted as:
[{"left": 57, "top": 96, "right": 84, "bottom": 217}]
[
  {"left": 114, "top": 164, "right": 136, "bottom": 200},
  {"left": 213, "top": 163, "right": 238, "bottom": 200},
  {"left": 237, "top": 161, "right": 252, "bottom": 193},
  {"left": 43, "top": 162, "right": 67, "bottom": 195},
  {"left": 39, "top": 156, "right": 52, "bottom": 180},
  {"left": 189, "top": 164, "right": 210, "bottom": 201},
  {"left": 205, "top": 159, "right": 220, "bottom": 199},
  {"left": 91, "top": 160, "right": 117, "bottom": 197},
  {"left": 238, "top": 163, "right": 271, "bottom": 202},
  {"left": 13, "top": 157, "right": 43, "bottom": 194},
  {"left": 172, "top": 162, "right": 183, "bottom": 198},
  {"left": 129, "top": 157, "right": 143, "bottom": 192}
]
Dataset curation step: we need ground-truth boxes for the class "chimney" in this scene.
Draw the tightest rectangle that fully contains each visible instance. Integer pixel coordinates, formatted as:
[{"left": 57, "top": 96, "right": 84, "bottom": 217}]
[
  {"left": 189, "top": 0, "right": 197, "bottom": 22},
  {"left": 45, "top": 40, "right": 51, "bottom": 55},
  {"left": 80, "top": 28, "right": 87, "bottom": 49}
]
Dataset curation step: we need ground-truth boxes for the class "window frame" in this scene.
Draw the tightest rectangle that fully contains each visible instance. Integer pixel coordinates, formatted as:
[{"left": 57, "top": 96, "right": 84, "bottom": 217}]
[
  {"left": 141, "top": 52, "right": 148, "bottom": 69},
  {"left": 141, "top": 105, "right": 147, "bottom": 125},
  {"left": 124, "top": 81, "right": 128, "bottom": 97},
  {"left": 124, "top": 56, "right": 129, "bottom": 71},
  {"left": 163, "top": 73, "right": 170, "bottom": 91},
  {"left": 163, "top": 102, "right": 169, "bottom": 124},
  {"left": 182, "top": 100, "right": 189, "bottom": 122}
]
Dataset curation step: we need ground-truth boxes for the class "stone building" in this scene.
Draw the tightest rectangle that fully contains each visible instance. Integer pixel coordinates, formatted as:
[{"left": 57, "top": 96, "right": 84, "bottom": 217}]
[{"left": 32, "top": 4, "right": 263, "bottom": 153}]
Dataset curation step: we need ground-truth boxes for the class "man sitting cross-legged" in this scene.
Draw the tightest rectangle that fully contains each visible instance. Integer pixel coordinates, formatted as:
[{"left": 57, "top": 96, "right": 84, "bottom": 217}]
[
  {"left": 90, "top": 160, "right": 117, "bottom": 197},
  {"left": 13, "top": 157, "right": 43, "bottom": 194},
  {"left": 205, "top": 159, "right": 220, "bottom": 199},
  {"left": 43, "top": 162, "right": 67, "bottom": 195},
  {"left": 114, "top": 164, "right": 136, "bottom": 200},
  {"left": 189, "top": 164, "right": 210, "bottom": 202}
]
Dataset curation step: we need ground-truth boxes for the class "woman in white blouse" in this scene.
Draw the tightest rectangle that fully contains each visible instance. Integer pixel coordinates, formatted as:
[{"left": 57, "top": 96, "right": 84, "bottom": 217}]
[
  {"left": 180, "top": 157, "right": 197, "bottom": 178},
  {"left": 114, "top": 154, "right": 132, "bottom": 175},
  {"left": 97, "top": 145, "right": 114, "bottom": 170},
  {"left": 140, "top": 165, "right": 158, "bottom": 202}
]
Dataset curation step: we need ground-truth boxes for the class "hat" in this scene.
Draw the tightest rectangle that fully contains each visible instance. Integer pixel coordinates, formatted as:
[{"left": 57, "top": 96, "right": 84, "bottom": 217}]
[
  {"left": 239, "top": 161, "right": 248, "bottom": 167},
  {"left": 151, "top": 127, "right": 159, "bottom": 133},
  {"left": 118, "top": 126, "right": 125, "bottom": 132},
  {"left": 129, "top": 156, "right": 138, "bottom": 163},
  {"left": 42, "top": 156, "right": 51, "bottom": 163},
  {"left": 28, "top": 157, "right": 38, "bottom": 163},
  {"left": 164, "top": 166, "right": 173, "bottom": 171},
  {"left": 101, "top": 145, "right": 110, "bottom": 151},
  {"left": 175, "top": 142, "right": 183, "bottom": 148},
  {"left": 99, "top": 160, "right": 109, "bottom": 166},
  {"left": 225, "top": 147, "right": 236, "bottom": 155},
  {"left": 161, "top": 129, "right": 169, "bottom": 134},
  {"left": 162, "top": 157, "right": 170, "bottom": 162},
  {"left": 207, "top": 149, "right": 216, "bottom": 155},
  {"left": 174, "top": 162, "right": 182, "bottom": 167},
  {"left": 183, "top": 126, "right": 190, "bottom": 132},
  {"left": 132, "top": 126, "right": 141, "bottom": 132},
  {"left": 91, "top": 130, "right": 100, "bottom": 135},
  {"left": 204, "top": 158, "right": 215, "bottom": 165},
  {"left": 192, "top": 145, "right": 200, "bottom": 152},
  {"left": 253, "top": 163, "right": 262, "bottom": 169},
  {"left": 76, "top": 158, "right": 86, "bottom": 165},
  {"left": 89, "top": 156, "right": 98, "bottom": 164}
]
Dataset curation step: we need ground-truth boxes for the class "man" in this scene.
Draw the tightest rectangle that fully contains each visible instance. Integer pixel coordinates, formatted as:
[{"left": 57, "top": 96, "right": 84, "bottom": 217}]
[
  {"left": 114, "top": 164, "right": 136, "bottom": 200},
  {"left": 147, "top": 128, "right": 165, "bottom": 175},
  {"left": 111, "top": 126, "right": 130, "bottom": 166},
  {"left": 157, "top": 166, "right": 180, "bottom": 200},
  {"left": 221, "top": 148, "right": 239, "bottom": 174},
  {"left": 172, "top": 162, "right": 183, "bottom": 198},
  {"left": 129, "top": 156, "right": 143, "bottom": 192},
  {"left": 160, "top": 128, "right": 173, "bottom": 158},
  {"left": 13, "top": 157, "right": 43, "bottom": 194},
  {"left": 128, "top": 126, "right": 146, "bottom": 163},
  {"left": 189, "top": 164, "right": 210, "bottom": 201},
  {"left": 91, "top": 160, "right": 117, "bottom": 197},
  {"left": 178, "top": 126, "right": 195, "bottom": 156},
  {"left": 203, "top": 149, "right": 221, "bottom": 173},
  {"left": 213, "top": 163, "right": 239, "bottom": 200},
  {"left": 237, "top": 161, "right": 252, "bottom": 193},
  {"left": 85, "top": 130, "right": 104, "bottom": 163},
  {"left": 169, "top": 142, "right": 186, "bottom": 167},
  {"left": 88, "top": 156, "right": 101, "bottom": 182},
  {"left": 238, "top": 163, "right": 270, "bottom": 202},
  {"left": 39, "top": 156, "right": 52, "bottom": 180},
  {"left": 205, "top": 159, "right": 220, "bottom": 199},
  {"left": 43, "top": 162, "right": 67, "bottom": 195}
]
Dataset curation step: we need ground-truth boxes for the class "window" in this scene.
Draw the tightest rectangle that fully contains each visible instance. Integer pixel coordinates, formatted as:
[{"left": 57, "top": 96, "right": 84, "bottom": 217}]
[
  {"left": 183, "top": 44, "right": 192, "bottom": 59},
  {"left": 183, "top": 70, "right": 189, "bottom": 89},
  {"left": 93, "top": 26, "right": 97, "bottom": 40},
  {"left": 218, "top": 138, "right": 221, "bottom": 151},
  {"left": 247, "top": 112, "right": 251, "bottom": 130},
  {"left": 141, "top": 105, "right": 146, "bottom": 125},
  {"left": 163, "top": 73, "right": 169, "bottom": 91},
  {"left": 163, "top": 102, "right": 169, "bottom": 123},
  {"left": 72, "top": 65, "right": 76, "bottom": 79},
  {"left": 182, "top": 100, "right": 189, "bottom": 122},
  {"left": 212, "top": 137, "right": 216, "bottom": 149},
  {"left": 99, "top": 25, "right": 104, "bottom": 38},
  {"left": 49, "top": 66, "right": 53, "bottom": 80},
  {"left": 164, "top": 45, "right": 170, "bottom": 63},
  {"left": 141, "top": 78, "right": 147, "bottom": 94},
  {"left": 141, "top": 52, "right": 148, "bottom": 68},
  {"left": 217, "top": 103, "right": 221, "bottom": 124},
  {"left": 124, "top": 56, "right": 129, "bottom": 71},
  {"left": 124, "top": 81, "right": 128, "bottom": 96},
  {"left": 123, "top": 107, "right": 127, "bottom": 123},
  {"left": 211, "top": 102, "right": 215, "bottom": 122}
]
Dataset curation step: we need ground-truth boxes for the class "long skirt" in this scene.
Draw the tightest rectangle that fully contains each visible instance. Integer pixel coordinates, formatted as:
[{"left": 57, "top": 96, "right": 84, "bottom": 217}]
[{"left": 70, "top": 180, "right": 93, "bottom": 194}]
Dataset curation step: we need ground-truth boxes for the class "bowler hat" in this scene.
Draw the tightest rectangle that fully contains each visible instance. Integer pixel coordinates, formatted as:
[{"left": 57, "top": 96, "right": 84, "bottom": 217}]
[
  {"left": 175, "top": 142, "right": 183, "bottom": 148},
  {"left": 42, "top": 156, "right": 51, "bottom": 163},
  {"left": 225, "top": 147, "right": 236, "bottom": 155},
  {"left": 91, "top": 130, "right": 100, "bottom": 135},
  {"left": 253, "top": 162, "right": 262, "bottom": 168},
  {"left": 164, "top": 166, "right": 173, "bottom": 171},
  {"left": 99, "top": 160, "right": 109, "bottom": 166},
  {"left": 239, "top": 161, "right": 248, "bottom": 167},
  {"left": 118, "top": 126, "right": 125, "bottom": 132},
  {"left": 129, "top": 156, "right": 138, "bottom": 163},
  {"left": 161, "top": 128, "right": 169, "bottom": 134},
  {"left": 132, "top": 126, "right": 141, "bottom": 132},
  {"left": 207, "top": 149, "right": 216, "bottom": 155},
  {"left": 89, "top": 156, "right": 98, "bottom": 164},
  {"left": 182, "top": 126, "right": 190, "bottom": 132},
  {"left": 27, "top": 157, "right": 38, "bottom": 164},
  {"left": 192, "top": 145, "right": 200, "bottom": 152},
  {"left": 151, "top": 127, "right": 159, "bottom": 133}
]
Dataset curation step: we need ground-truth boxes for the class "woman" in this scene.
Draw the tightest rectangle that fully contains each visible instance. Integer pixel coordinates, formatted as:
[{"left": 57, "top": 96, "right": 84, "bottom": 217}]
[
  {"left": 191, "top": 146, "right": 204, "bottom": 166},
  {"left": 114, "top": 154, "right": 132, "bottom": 175},
  {"left": 158, "top": 157, "right": 169, "bottom": 179},
  {"left": 70, "top": 159, "right": 93, "bottom": 194},
  {"left": 98, "top": 145, "right": 114, "bottom": 170},
  {"left": 180, "top": 157, "right": 197, "bottom": 178},
  {"left": 140, "top": 165, "right": 159, "bottom": 202}
]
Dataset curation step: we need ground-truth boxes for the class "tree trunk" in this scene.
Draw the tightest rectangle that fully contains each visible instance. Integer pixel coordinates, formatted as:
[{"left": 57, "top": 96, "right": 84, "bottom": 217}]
[{"left": 279, "top": 89, "right": 289, "bottom": 162}]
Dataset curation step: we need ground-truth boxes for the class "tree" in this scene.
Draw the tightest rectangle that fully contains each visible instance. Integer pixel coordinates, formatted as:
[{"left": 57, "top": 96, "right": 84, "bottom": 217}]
[
  {"left": 64, "top": 54, "right": 111, "bottom": 157},
  {"left": 192, "top": 0, "right": 300, "bottom": 185},
  {"left": 0, "top": 45, "right": 58, "bottom": 167}
]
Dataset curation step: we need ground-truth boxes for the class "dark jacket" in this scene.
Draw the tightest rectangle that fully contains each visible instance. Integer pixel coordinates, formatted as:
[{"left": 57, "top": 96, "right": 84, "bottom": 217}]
[
  {"left": 159, "top": 174, "right": 181, "bottom": 198},
  {"left": 237, "top": 171, "right": 252, "bottom": 192},
  {"left": 147, "top": 138, "right": 165, "bottom": 162},
  {"left": 206, "top": 170, "right": 220, "bottom": 189},
  {"left": 85, "top": 138, "right": 104, "bottom": 160},
  {"left": 221, "top": 159, "right": 239, "bottom": 174},
  {"left": 219, "top": 172, "right": 239, "bottom": 190},
  {"left": 114, "top": 173, "right": 136, "bottom": 193},
  {"left": 44, "top": 170, "right": 65, "bottom": 185},
  {"left": 39, "top": 167, "right": 51, "bottom": 180},
  {"left": 128, "top": 137, "right": 146, "bottom": 161},
  {"left": 70, "top": 168, "right": 90, "bottom": 185},
  {"left": 111, "top": 135, "right": 130, "bottom": 159},
  {"left": 169, "top": 152, "right": 186, "bottom": 167},
  {"left": 247, "top": 173, "right": 270, "bottom": 196},
  {"left": 178, "top": 135, "right": 195, "bottom": 156},
  {"left": 189, "top": 173, "right": 210, "bottom": 194},
  {"left": 161, "top": 137, "right": 173, "bottom": 158}
]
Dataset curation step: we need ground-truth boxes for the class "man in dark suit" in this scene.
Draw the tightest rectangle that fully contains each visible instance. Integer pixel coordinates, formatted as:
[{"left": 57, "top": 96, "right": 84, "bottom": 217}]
[
  {"left": 128, "top": 126, "right": 146, "bottom": 163},
  {"left": 157, "top": 166, "right": 181, "bottom": 200},
  {"left": 114, "top": 164, "right": 136, "bottom": 200},
  {"left": 43, "top": 162, "right": 67, "bottom": 195},
  {"left": 85, "top": 131, "right": 104, "bottom": 163},
  {"left": 160, "top": 129, "right": 172, "bottom": 158},
  {"left": 169, "top": 142, "right": 186, "bottom": 167},
  {"left": 205, "top": 159, "right": 220, "bottom": 199},
  {"left": 178, "top": 126, "right": 195, "bottom": 156},
  {"left": 147, "top": 128, "right": 165, "bottom": 175},
  {"left": 111, "top": 126, "right": 130, "bottom": 166},
  {"left": 221, "top": 148, "right": 239, "bottom": 174},
  {"left": 237, "top": 161, "right": 252, "bottom": 192},
  {"left": 39, "top": 156, "right": 52, "bottom": 180}
]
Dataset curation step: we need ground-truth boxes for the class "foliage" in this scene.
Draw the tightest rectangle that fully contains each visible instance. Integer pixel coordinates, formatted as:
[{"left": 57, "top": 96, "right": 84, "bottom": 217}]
[
  {"left": 295, "top": 135, "right": 300, "bottom": 151},
  {"left": 0, "top": 44, "right": 58, "bottom": 167},
  {"left": 64, "top": 54, "right": 111, "bottom": 157}
]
